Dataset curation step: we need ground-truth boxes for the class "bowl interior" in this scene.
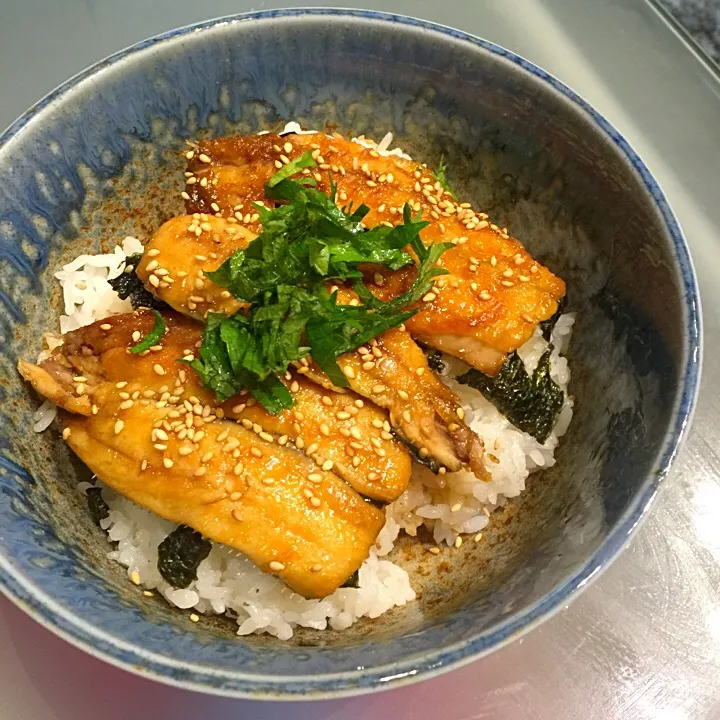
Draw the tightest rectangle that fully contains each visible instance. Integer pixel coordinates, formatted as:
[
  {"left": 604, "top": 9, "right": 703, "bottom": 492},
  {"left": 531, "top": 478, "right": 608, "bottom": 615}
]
[{"left": 0, "top": 11, "right": 696, "bottom": 697}]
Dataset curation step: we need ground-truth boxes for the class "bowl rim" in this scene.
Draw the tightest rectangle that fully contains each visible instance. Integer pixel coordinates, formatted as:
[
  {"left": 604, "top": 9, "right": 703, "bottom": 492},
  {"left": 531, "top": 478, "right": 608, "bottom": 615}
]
[{"left": 0, "top": 7, "right": 702, "bottom": 700}]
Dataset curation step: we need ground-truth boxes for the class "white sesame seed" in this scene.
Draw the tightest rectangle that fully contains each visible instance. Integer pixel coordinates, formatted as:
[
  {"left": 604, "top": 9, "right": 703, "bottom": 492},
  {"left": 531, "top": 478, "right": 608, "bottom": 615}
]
[
  {"left": 269, "top": 561, "right": 285, "bottom": 572},
  {"left": 153, "top": 364, "right": 165, "bottom": 376},
  {"left": 114, "top": 420, "right": 124, "bottom": 434},
  {"left": 130, "top": 571, "right": 141, "bottom": 585},
  {"left": 62, "top": 427, "right": 71, "bottom": 440}
]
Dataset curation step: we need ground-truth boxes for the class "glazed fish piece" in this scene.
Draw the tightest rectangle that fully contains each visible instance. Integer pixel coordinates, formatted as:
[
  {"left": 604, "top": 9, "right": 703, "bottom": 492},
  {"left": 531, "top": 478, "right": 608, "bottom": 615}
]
[
  {"left": 134, "top": 233, "right": 414, "bottom": 500},
  {"left": 136, "top": 219, "right": 487, "bottom": 477},
  {"left": 229, "top": 372, "right": 413, "bottom": 502},
  {"left": 184, "top": 132, "right": 566, "bottom": 375},
  {"left": 25, "top": 310, "right": 411, "bottom": 502},
  {"left": 135, "top": 214, "right": 250, "bottom": 321},
  {"left": 18, "top": 311, "right": 385, "bottom": 598},
  {"left": 296, "top": 327, "right": 487, "bottom": 478}
]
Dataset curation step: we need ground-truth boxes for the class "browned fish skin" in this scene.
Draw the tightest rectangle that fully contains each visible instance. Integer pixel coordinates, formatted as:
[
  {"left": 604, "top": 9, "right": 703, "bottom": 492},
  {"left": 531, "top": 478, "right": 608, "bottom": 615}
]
[
  {"left": 19, "top": 311, "right": 386, "bottom": 598},
  {"left": 138, "top": 217, "right": 488, "bottom": 478},
  {"left": 184, "top": 133, "right": 566, "bottom": 375}
]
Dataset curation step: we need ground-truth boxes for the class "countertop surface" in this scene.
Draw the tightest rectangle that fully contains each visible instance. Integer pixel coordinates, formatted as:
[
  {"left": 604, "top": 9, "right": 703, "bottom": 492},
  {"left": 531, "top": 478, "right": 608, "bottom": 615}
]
[
  {"left": 657, "top": 0, "right": 720, "bottom": 62},
  {"left": 2, "top": 1, "right": 720, "bottom": 719}
]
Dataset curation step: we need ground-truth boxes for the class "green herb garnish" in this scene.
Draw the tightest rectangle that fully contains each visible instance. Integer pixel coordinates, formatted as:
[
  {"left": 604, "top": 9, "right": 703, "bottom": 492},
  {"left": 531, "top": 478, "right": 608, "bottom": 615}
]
[
  {"left": 187, "top": 156, "right": 452, "bottom": 413},
  {"left": 265, "top": 150, "right": 318, "bottom": 188},
  {"left": 129, "top": 309, "right": 166, "bottom": 354},
  {"left": 433, "top": 155, "right": 456, "bottom": 199}
]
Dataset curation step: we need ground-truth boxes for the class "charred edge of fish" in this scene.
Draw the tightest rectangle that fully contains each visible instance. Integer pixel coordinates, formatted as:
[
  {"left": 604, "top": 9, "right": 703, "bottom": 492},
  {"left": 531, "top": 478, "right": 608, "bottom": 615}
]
[
  {"left": 390, "top": 428, "right": 441, "bottom": 474},
  {"left": 457, "top": 349, "right": 564, "bottom": 444},
  {"left": 110, "top": 254, "right": 170, "bottom": 312},
  {"left": 86, "top": 486, "right": 110, "bottom": 526},
  {"left": 157, "top": 525, "right": 212, "bottom": 589},
  {"left": 539, "top": 295, "right": 567, "bottom": 341}
]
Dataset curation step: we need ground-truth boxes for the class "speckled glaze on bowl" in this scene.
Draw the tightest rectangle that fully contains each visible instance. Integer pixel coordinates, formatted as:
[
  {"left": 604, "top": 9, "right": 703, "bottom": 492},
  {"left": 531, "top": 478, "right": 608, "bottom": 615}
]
[{"left": 0, "top": 9, "right": 701, "bottom": 699}]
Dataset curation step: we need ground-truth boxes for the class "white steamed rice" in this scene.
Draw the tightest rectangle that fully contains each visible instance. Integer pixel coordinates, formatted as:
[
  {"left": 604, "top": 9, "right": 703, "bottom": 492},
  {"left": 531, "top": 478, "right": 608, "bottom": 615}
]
[{"left": 35, "top": 129, "right": 574, "bottom": 638}]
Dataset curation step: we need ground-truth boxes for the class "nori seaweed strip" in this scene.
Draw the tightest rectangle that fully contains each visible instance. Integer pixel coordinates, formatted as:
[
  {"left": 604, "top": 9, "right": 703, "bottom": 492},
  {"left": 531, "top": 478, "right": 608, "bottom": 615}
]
[
  {"left": 109, "top": 254, "right": 170, "bottom": 311},
  {"left": 539, "top": 295, "right": 567, "bottom": 340},
  {"left": 157, "top": 525, "right": 212, "bottom": 589},
  {"left": 426, "top": 350, "right": 445, "bottom": 374},
  {"left": 390, "top": 428, "right": 441, "bottom": 474},
  {"left": 342, "top": 570, "right": 360, "bottom": 588},
  {"left": 457, "top": 349, "right": 563, "bottom": 444},
  {"left": 86, "top": 487, "right": 109, "bottom": 525}
]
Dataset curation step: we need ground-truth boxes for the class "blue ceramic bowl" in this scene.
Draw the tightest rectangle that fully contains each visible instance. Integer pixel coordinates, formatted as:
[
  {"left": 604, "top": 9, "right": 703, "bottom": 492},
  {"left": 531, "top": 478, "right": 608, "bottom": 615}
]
[{"left": 0, "top": 9, "right": 701, "bottom": 699}]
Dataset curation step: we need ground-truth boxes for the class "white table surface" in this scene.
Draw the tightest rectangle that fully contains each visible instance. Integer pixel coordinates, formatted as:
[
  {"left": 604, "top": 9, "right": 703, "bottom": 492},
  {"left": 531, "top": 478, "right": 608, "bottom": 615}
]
[{"left": 2, "top": 1, "right": 720, "bottom": 718}]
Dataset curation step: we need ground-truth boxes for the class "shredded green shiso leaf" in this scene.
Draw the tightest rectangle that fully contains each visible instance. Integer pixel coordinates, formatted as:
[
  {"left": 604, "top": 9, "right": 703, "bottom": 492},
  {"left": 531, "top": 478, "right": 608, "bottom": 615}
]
[
  {"left": 186, "top": 151, "right": 452, "bottom": 414},
  {"left": 432, "top": 156, "right": 456, "bottom": 199},
  {"left": 129, "top": 310, "right": 166, "bottom": 354}
]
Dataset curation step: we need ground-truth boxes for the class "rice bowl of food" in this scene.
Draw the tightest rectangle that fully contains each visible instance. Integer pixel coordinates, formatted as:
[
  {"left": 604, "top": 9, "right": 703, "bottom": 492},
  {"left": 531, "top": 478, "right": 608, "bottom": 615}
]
[{"left": 0, "top": 9, "right": 700, "bottom": 698}]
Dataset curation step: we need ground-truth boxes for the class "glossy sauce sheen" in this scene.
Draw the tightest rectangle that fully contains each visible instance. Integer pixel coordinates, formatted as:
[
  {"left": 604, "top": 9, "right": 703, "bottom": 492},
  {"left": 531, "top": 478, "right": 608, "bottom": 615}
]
[
  {"left": 139, "top": 217, "right": 487, "bottom": 476},
  {"left": 19, "top": 311, "right": 386, "bottom": 598},
  {"left": 184, "top": 132, "right": 566, "bottom": 375}
]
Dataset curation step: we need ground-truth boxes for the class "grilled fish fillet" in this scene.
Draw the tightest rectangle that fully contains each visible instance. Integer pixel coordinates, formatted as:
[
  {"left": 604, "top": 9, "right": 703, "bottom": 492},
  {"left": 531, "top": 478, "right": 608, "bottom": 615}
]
[
  {"left": 183, "top": 132, "right": 566, "bottom": 375},
  {"left": 18, "top": 311, "right": 386, "bottom": 598},
  {"left": 137, "top": 216, "right": 488, "bottom": 477}
]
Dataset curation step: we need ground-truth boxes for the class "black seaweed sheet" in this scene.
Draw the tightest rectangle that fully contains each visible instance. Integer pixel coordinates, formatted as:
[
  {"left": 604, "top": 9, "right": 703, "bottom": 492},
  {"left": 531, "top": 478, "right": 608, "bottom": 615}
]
[{"left": 157, "top": 525, "right": 212, "bottom": 589}]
